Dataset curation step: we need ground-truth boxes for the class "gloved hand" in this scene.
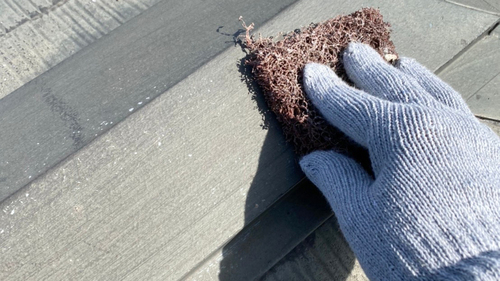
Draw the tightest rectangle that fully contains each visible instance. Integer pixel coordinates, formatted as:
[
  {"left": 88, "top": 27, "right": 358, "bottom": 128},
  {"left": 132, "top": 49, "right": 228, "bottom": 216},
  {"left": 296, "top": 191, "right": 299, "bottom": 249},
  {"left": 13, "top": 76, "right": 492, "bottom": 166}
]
[{"left": 300, "top": 43, "right": 500, "bottom": 280}]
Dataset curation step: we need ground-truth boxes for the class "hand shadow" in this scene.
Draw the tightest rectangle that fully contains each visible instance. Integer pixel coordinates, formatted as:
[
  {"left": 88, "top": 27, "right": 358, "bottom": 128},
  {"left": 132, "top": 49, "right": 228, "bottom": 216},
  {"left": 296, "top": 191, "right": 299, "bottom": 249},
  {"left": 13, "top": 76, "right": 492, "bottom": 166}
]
[{"left": 217, "top": 44, "right": 368, "bottom": 280}]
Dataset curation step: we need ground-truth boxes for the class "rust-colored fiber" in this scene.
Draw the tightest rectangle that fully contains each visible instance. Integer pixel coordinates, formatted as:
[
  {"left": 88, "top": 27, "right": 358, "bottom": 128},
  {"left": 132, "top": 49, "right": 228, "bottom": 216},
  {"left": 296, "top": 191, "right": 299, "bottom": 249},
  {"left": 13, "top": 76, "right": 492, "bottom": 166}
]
[{"left": 242, "top": 8, "right": 397, "bottom": 158}]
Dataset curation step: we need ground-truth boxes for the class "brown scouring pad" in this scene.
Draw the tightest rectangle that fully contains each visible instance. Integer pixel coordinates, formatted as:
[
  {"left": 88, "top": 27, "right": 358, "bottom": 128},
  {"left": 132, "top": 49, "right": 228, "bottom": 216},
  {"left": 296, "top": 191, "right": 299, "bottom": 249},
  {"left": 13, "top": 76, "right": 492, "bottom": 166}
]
[{"left": 242, "top": 8, "right": 397, "bottom": 161}]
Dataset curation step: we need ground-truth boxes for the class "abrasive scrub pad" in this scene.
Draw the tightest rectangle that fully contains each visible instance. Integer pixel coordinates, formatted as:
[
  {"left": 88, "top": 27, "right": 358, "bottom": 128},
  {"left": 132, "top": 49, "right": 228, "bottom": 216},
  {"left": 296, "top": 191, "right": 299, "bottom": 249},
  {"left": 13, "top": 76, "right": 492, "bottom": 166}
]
[{"left": 242, "top": 8, "right": 397, "bottom": 160}]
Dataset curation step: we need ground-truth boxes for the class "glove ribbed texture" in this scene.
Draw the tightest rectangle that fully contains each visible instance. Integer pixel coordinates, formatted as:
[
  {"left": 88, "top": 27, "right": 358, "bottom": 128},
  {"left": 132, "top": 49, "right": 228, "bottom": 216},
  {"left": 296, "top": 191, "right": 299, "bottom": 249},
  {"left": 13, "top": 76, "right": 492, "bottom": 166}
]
[{"left": 300, "top": 43, "right": 500, "bottom": 280}]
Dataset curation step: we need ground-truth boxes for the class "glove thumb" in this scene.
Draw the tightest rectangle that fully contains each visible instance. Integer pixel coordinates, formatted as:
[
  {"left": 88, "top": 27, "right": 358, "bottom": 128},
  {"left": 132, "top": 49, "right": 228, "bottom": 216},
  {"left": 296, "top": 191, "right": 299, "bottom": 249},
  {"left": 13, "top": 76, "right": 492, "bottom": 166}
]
[{"left": 299, "top": 150, "right": 373, "bottom": 212}]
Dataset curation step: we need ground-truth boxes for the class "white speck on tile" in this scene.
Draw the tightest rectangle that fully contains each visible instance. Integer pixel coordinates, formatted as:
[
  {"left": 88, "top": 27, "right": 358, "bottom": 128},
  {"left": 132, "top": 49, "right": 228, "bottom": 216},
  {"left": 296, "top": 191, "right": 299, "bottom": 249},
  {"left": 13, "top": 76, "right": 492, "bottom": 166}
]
[
  {"left": 188, "top": 154, "right": 192, "bottom": 157},
  {"left": 146, "top": 97, "right": 150, "bottom": 100},
  {"left": 0, "top": 229, "right": 4, "bottom": 234},
  {"left": 28, "top": 175, "right": 32, "bottom": 179},
  {"left": 25, "top": 193, "right": 29, "bottom": 197},
  {"left": 129, "top": 108, "right": 134, "bottom": 112},
  {"left": 158, "top": 141, "right": 162, "bottom": 146},
  {"left": 138, "top": 101, "right": 143, "bottom": 105},
  {"left": 10, "top": 209, "right": 15, "bottom": 215}
]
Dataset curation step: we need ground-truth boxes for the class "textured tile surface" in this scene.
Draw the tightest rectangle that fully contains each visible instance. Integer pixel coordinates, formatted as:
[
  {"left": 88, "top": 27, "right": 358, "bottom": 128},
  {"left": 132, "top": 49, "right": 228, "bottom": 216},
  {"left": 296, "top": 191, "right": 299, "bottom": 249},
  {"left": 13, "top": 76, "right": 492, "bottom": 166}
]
[
  {"left": 439, "top": 27, "right": 500, "bottom": 120},
  {"left": 185, "top": 180, "right": 332, "bottom": 281},
  {"left": 0, "top": 38, "right": 301, "bottom": 280},
  {"left": 0, "top": 0, "right": 297, "bottom": 202},
  {"left": 481, "top": 118, "right": 500, "bottom": 135},
  {"left": 445, "top": 0, "right": 500, "bottom": 14},
  {"left": 261, "top": 217, "right": 368, "bottom": 281},
  {"left": 0, "top": 0, "right": 158, "bottom": 98}
]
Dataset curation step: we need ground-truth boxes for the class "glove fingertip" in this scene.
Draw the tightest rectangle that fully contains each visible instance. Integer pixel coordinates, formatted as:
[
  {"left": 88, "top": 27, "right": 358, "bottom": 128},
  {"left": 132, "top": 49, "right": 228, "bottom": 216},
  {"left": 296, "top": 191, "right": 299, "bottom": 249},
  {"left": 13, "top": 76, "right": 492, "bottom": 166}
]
[
  {"left": 396, "top": 57, "right": 472, "bottom": 113},
  {"left": 395, "top": 57, "right": 422, "bottom": 73},
  {"left": 299, "top": 151, "right": 328, "bottom": 179},
  {"left": 300, "top": 150, "right": 373, "bottom": 195},
  {"left": 343, "top": 42, "right": 389, "bottom": 81},
  {"left": 303, "top": 63, "right": 342, "bottom": 102}
]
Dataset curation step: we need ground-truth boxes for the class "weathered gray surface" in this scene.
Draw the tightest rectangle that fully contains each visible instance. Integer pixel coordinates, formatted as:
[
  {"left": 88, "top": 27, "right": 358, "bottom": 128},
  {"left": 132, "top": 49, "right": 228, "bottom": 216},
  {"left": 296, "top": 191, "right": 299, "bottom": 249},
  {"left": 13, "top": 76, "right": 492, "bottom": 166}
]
[
  {"left": 0, "top": 37, "right": 301, "bottom": 280},
  {"left": 261, "top": 217, "right": 367, "bottom": 281},
  {"left": 254, "top": 0, "right": 499, "bottom": 71},
  {"left": 185, "top": 180, "right": 332, "bottom": 281},
  {"left": 439, "top": 27, "right": 500, "bottom": 120},
  {"left": 0, "top": 0, "right": 160, "bottom": 98},
  {"left": 481, "top": 118, "right": 500, "bottom": 135},
  {"left": 445, "top": 0, "right": 500, "bottom": 14},
  {"left": 0, "top": 0, "right": 499, "bottom": 280},
  {"left": 0, "top": 0, "right": 297, "bottom": 202}
]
